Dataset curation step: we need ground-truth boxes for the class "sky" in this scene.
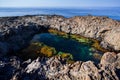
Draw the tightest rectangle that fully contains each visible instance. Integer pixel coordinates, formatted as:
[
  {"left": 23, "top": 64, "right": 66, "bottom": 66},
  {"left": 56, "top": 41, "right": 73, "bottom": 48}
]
[{"left": 0, "top": 0, "right": 120, "bottom": 8}]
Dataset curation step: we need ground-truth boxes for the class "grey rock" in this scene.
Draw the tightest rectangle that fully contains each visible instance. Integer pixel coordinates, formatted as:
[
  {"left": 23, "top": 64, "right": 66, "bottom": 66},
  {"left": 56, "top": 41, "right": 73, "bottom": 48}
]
[
  {"left": 0, "top": 15, "right": 120, "bottom": 53},
  {"left": 25, "top": 58, "right": 41, "bottom": 73},
  {"left": 0, "top": 15, "right": 120, "bottom": 80}
]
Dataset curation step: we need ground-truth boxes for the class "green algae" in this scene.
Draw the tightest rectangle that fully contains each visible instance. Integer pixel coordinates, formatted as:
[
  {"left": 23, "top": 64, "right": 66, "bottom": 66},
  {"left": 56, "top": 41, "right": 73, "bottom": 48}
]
[
  {"left": 48, "top": 29, "right": 109, "bottom": 52},
  {"left": 31, "top": 33, "right": 104, "bottom": 63},
  {"left": 19, "top": 29, "right": 109, "bottom": 63},
  {"left": 20, "top": 42, "right": 56, "bottom": 59},
  {"left": 58, "top": 51, "right": 73, "bottom": 60},
  {"left": 20, "top": 42, "right": 73, "bottom": 62}
]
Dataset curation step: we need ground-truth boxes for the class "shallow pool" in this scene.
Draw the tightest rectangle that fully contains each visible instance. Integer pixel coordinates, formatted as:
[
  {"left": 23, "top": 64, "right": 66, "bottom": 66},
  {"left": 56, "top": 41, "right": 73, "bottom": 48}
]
[{"left": 31, "top": 33, "right": 103, "bottom": 63}]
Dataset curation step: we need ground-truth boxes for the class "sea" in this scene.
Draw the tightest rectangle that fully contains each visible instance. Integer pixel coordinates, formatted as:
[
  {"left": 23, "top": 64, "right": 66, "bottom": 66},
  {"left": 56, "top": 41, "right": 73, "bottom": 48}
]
[{"left": 0, "top": 7, "right": 120, "bottom": 20}]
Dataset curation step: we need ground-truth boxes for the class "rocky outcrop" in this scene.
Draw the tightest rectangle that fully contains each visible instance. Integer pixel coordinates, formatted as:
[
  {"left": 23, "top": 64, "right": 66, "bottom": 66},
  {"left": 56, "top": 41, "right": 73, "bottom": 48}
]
[
  {"left": 48, "top": 16, "right": 120, "bottom": 51},
  {"left": 102, "top": 28, "right": 120, "bottom": 51},
  {"left": 0, "top": 15, "right": 120, "bottom": 80},
  {"left": 0, "top": 52, "right": 119, "bottom": 80},
  {"left": 0, "top": 15, "right": 120, "bottom": 56},
  {"left": 0, "top": 56, "right": 21, "bottom": 80},
  {"left": 100, "top": 52, "right": 120, "bottom": 80}
]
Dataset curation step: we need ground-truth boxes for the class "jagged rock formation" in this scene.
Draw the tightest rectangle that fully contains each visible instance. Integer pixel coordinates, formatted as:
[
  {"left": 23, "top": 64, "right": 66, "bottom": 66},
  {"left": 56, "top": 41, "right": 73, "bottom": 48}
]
[
  {"left": 0, "top": 52, "right": 120, "bottom": 80},
  {"left": 0, "top": 15, "right": 120, "bottom": 80},
  {"left": 0, "top": 15, "right": 120, "bottom": 55}
]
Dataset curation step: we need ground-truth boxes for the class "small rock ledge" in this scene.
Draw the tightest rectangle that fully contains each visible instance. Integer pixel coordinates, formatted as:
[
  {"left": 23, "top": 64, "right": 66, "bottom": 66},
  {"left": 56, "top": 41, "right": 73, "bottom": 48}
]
[
  {"left": 0, "top": 53, "right": 120, "bottom": 80},
  {"left": 0, "top": 15, "right": 120, "bottom": 80}
]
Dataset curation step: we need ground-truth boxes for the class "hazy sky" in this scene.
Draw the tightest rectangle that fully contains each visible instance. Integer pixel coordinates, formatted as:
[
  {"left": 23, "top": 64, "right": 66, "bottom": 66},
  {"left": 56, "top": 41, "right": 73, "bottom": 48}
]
[{"left": 0, "top": 0, "right": 120, "bottom": 8}]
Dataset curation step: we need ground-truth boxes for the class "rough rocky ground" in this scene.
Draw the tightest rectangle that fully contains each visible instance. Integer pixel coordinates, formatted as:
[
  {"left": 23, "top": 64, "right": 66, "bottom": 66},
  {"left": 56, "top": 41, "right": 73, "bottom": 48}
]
[
  {"left": 0, "top": 15, "right": 120, "bottom": 54},
  {"left": 0, "top": 52, "right": 120, "bottom": 80},
  {"left": 0, "top": 15, "right": 120, "bottom": 80}
]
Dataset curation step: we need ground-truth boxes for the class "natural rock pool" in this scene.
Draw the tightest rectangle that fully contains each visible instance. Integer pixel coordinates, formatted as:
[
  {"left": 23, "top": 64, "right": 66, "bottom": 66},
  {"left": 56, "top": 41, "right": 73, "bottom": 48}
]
[{"left": 30, "top": 33, "right": 103, "bottom": 63}]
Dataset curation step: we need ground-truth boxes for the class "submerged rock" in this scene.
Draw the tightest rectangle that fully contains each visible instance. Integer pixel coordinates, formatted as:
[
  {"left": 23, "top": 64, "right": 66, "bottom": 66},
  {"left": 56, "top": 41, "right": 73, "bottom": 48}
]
[
  {"left": 0, "top": 15, "right": 120, "bottom": 80},
  {"left": 0, "top": 15, "right": 120, "bottom": 53}
]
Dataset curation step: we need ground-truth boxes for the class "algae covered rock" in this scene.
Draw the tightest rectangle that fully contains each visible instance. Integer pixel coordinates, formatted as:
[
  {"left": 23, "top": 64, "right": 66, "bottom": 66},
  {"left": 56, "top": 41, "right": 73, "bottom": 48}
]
[
  {"left": 20, "top": 42, "right": 57, "bottom": 59},
  {"left": 20, "top": 42, "right": 73, "bottom": 60},
  {"left": 0, "top": 15, "right": 120, "bottom": 80},
  {"left": 40, "top": 45, "right": 56, "bottom": 57},
  {"left": 58, "top": 51, "right": 73, "bottom": 60}
]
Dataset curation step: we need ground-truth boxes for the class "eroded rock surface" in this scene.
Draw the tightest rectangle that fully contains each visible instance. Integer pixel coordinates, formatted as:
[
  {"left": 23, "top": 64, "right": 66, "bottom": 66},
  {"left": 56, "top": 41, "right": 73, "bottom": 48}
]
[
  {"left": 0, "top": 15, "right": 120, "bottom": 80},
  {"left": 0, "top": 52, "right": 119, "bottom": 80},
  {"left": 0, "top": 15, "right": 120, "bottom": 56}
]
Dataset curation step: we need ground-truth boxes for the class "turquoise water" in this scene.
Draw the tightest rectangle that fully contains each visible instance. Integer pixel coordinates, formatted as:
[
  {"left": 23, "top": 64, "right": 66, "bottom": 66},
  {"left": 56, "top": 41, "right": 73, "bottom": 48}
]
[
  {"left": 0, "top": 7, "right": 120, "bottom": 20},
  {"left": 32, "top": 33, "right": 103, "bottom": 62}
]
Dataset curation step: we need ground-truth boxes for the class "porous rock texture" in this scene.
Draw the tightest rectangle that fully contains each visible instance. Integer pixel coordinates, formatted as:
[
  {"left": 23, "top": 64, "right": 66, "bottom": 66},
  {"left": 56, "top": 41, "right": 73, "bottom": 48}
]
[
  {"left": 0, "top": 15, "right": 120, "bottom": 80},
  {"left": 0, "top": 52, "right": 120, "bottom": 80},
  {"left": 0, "top": 15, "right": 120, "bottom": 54}
]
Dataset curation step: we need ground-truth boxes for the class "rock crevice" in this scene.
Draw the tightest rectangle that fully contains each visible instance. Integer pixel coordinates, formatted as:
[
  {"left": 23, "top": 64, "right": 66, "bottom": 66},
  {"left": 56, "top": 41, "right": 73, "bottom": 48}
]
[{"left": 0, "top": 15, "right": 120, "bottom": 80}]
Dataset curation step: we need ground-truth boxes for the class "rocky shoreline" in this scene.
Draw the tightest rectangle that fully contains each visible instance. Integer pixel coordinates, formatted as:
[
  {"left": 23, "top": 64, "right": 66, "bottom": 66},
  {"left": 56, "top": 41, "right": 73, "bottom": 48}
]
[{"left": 0, "top": 15, "right": 120, "bottom": 80}]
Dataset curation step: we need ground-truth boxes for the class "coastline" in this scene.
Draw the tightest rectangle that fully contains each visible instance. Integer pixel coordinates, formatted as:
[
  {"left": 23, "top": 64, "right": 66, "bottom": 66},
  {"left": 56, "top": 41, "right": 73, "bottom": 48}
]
[
  {"left": 0, "top": 15, "right": 120, "bottom": 80},
  {"left": 0, "top": 15, "right": 120, "bottom": 52}
]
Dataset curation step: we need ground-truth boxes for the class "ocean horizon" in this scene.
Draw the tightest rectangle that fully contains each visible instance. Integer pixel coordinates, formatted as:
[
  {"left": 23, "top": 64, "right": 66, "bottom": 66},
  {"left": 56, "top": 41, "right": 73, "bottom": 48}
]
[{"left": 0, "top": 7, "right": 120, "bottom": 20}]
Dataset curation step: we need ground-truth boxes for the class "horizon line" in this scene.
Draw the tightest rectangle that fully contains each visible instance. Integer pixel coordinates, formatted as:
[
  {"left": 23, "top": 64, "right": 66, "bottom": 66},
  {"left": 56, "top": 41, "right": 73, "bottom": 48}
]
[{"left": 0, "top": 6, "right": 120, "bottom": 8}]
